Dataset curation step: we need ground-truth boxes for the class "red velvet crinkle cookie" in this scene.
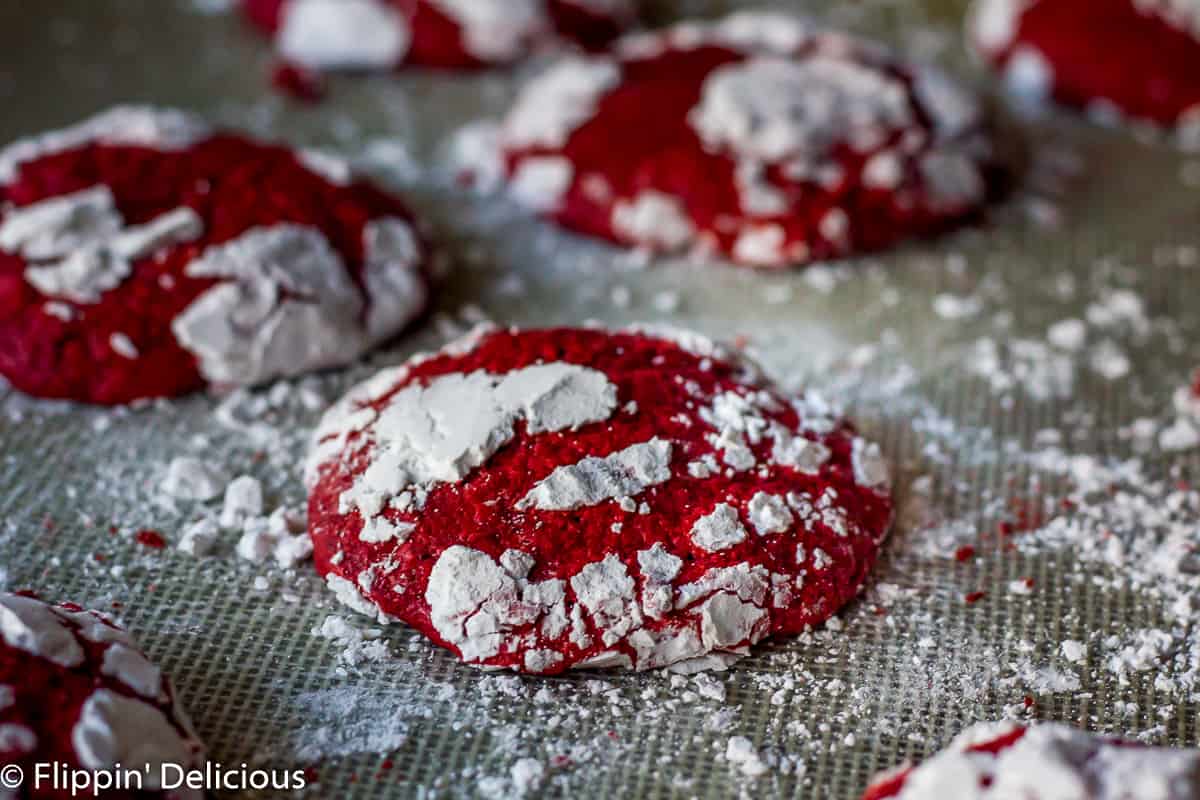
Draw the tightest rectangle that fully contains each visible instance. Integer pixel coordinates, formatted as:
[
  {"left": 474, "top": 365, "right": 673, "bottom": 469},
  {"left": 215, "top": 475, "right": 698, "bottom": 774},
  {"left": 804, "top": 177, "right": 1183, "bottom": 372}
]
[
  {"left": 243, "top": 0, "right": 636, "bottom": 71},
  {"left": 0, "top": 593, "right": 205, "bottom": 800},
  {"left": 0, "top": 106, "right": 431, "bottom": 405},
  {"left": 483, "top": 11, "right": 996, "bottom": 268},
  {"left": 305, "top": 325, "right": 895, "bottom": 674},
  {"left": 861, "top": 721, "right": 1200, "bottom": 799},
  {"left": 970, "top": 0, "right": 1200, "bottom": 129}
]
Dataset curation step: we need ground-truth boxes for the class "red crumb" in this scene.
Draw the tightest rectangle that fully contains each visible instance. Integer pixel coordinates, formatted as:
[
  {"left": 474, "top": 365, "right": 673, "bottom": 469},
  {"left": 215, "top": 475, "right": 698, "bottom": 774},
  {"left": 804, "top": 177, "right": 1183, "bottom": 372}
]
[
  {"left": 134, "top": 529, "right": 167, "bottom": 549},
  {"left": 271, "top": 62, "right": 326, "bottom": 103}
]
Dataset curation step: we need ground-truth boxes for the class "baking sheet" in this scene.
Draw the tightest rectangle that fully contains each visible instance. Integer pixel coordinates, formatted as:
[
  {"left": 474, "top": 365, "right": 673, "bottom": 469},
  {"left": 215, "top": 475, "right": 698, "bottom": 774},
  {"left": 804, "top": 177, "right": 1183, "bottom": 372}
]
[{"left": 0, "top": 1, "right": 1198, "bottom": 798}]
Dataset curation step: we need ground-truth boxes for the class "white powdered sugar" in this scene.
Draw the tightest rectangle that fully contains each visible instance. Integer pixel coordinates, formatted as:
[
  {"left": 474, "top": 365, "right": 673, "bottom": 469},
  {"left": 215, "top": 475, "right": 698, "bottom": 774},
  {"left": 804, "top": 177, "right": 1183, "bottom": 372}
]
[
  {"left": 0, "top": 724, "right": 36, "bottom": 756},
  {"left": 173, "top": 220, "right": 423, "bottom": 386},
  {"left": 852, "top": 438, "right": 892, "bottom": 492},
  {"left": 1161, "top": 378, "right": 1200, "bottom": 451},
  {"left": 277, "top": 0, "right": 410, "bottom": 70},
  {"left": 72, "top": 690, "right": 201, "bottom": 794},
  {"left": 361, "top": 217, "right": 427, "bottom": 339},
  {"left": 637, "top": 543, "right": 683, "bottom": 621},
  {"left": 426, "top": 545, "right": 567, "bottom": 664},
  {"left": 1, "top": 186, "right": 123, "bottom": 262},
  {"left": 0, "top": 106, "right": 210, "bottom": 185},
  {"left": 969, "top": 0, "right": 1025, "bottom": 53},
  {"left": 508, "top": 157, "right": 575, "bottom": 212},
  {"left": 177, "top": 518, "right": 220, "bottom": 557},
  {"left": 100, "top": 644, "right": 164, "bottom": 700},
  {"left": 0, "top": 594, "right": 85, "bottom": 668},
  {"left": 695, "top": 592, "right": 766, "bottom": 651},
  {"left": 313, "top": 615, "right": 391, "bottom": 666},
  {"left": 517, "top": 438, "right": 673, "bottom": 511},
  {"left": 173, "top": 224, "right": 363, "bottom": 383},
  {"left": 501, "top": 58, "right": 621, "bottom": 150},
  {"left": 690, "top": 56, "right": 913, "bottom": 166},
  {"left": 220, "top": 475, "right": 264, "bottom": 529},
  {"left": 428, "top": 0, "right": 543, "bottom": 62},
  {"left": 1134, "top": 0, "right": 1200, "bottom": 38},
  {"left": 10, "top": 189, "right": 203, "bottom": 304},
  {"left": 616, "top": 11, "right": 812, "bottom": 60},
  {"left": 882, "top": 721, "right": 1200, "bottom": 799},
  {"left": 610, "top": 192, "right": 696, "bottom": 252},
  {"left": 322, "top": 361, "right": 618, "bottom": 526},
  {"left": 725, "top": 735, "right": 769, "bottom": 777},
  {"left": 690, "top": 503, "right": 750, "bottom": 552},
  {"left": 161, "top": 456, "right": 226, "bottom": 502},
  {"left": 747, "top": 492, "right": 793, "bottom": 535},
  {"left": 570, "top": 554, "right": 640, "bottom": 646}
]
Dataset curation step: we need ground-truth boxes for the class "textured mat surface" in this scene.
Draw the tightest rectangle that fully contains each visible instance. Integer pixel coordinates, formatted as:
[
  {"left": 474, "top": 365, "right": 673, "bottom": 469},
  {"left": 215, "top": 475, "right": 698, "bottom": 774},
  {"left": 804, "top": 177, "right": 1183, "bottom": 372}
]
[{"left": 0, "top": 1, "right": 1198, "bottom": 798}]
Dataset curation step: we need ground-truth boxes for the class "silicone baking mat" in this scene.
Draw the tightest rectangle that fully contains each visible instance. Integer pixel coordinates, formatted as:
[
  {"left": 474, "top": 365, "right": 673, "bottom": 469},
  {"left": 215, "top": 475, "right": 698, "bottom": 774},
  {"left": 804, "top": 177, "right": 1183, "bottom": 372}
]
[{"left": 1, "top": 1, "right": 1198, "bottom": 798}]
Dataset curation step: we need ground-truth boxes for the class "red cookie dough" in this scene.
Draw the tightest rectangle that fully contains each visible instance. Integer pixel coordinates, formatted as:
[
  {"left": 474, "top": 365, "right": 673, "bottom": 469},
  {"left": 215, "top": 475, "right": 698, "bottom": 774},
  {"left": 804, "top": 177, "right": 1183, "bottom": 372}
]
[
  {"left": 243, "top": 0, "right": 636, "bottom": 71},
  {"left": 0, "top": 593, "right": 205, "bottom": 800},
  {"left": 861, "top": 721, "right": 1200, "bottom": 799},
  {"left": 969, "top": 0, "right": 1200, "bottom": 128},
  {"left": 0, "top": 106, "right": 431, "bottom": 405},
  {"left": 482, "top": 11, "right": 996, "bottom": 269},
  {"left": 305, "top": 325, "right": 895, "bottom": 674}
]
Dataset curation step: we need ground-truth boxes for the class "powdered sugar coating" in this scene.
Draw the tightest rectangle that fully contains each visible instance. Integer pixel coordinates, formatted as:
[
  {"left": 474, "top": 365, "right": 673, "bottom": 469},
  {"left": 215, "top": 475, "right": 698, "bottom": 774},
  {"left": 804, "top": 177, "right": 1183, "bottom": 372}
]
[
  {"left": 172, "top": 221, "right": 422, "bottom": 386},
  {"left": 0, "top": 594, "right": 204, "bottom": 798},
  {"left": 248, "top": 0, "right": 635, "bottom": 71},
  {"left": 306, "top": 325, "right": 894, "bottom": 674},
  {"left": 0, "top": 106, "right": 431, "bottom": 404},
  {"left": 277, "top": 0, "right": 411, "bottom": 70},
  {"left": 862, "top": 721, "right": 1200, "bottom": 799},
  {"left": 487, "top": 11, "right": 995, "bottom": 268},
  {"left": 969, "top": 0, "right": 1200, "bottom": 128},
  {"left": 0, "top": 106, "right": 210, "bottom": 184}
]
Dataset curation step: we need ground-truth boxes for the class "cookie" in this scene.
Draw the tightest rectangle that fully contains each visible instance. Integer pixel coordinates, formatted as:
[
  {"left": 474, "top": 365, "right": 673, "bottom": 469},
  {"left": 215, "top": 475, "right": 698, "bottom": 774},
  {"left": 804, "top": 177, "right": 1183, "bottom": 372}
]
[
  {"left": 969, "top": 0, "right": 1200, "bottom": 129},
  {"left": 0, "top": 106, "right": 430, "bottom": 405},
  {"left": 305, "top": 325, "right": 894, "bottom": 674},
  {"left": 0, "top": 593, "right": 205, "bottom": 799},
  {"left": 862, "top": 721, "right": 1200, "bottom": 799},
  {"left": 243, "top": 0, "right": 636, "bottom": 71},
  {"left": 481, "top": 11, "right": 995, "bottom": 268}
]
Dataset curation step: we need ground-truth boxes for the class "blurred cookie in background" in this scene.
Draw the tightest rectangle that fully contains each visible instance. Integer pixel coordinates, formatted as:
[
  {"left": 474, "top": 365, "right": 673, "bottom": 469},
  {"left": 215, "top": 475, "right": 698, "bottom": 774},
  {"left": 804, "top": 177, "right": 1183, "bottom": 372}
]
[
  {"left": 243, "top": 0, "right": 638, "bottom": 72},
  {"left": 461, "top": 12, "right": 1000, "bottom": 270},
  {"left": 0, "top": 106, "right": 432, "bottom": 405},
  {"left": 970, "top": 0, "right": 1200, "bottom": 135},
  {"left": 0, "top": 593, "right": 206, "bottom": 800}
]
